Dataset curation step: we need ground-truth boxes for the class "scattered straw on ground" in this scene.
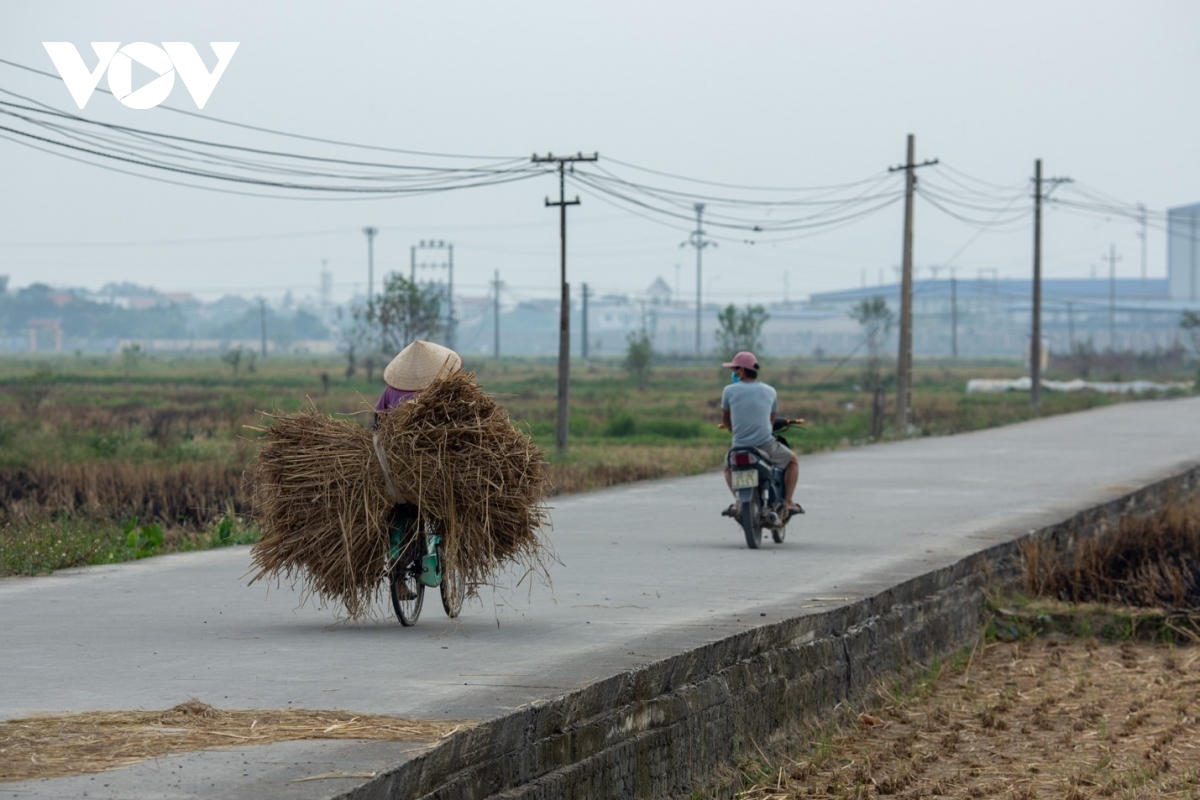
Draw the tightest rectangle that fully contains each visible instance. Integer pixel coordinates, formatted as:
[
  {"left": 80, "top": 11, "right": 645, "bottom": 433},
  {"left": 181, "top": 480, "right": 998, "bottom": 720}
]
[
  {"left": 738, "top": 637, "right": 1200, "bottom": 799},
  {"left": 0, "top": 700, "right": 468, "bottom": 783}
]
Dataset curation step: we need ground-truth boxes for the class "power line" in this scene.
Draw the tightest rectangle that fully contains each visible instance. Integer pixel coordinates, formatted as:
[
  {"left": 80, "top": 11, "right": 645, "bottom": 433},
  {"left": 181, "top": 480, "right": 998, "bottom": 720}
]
[{"left": 0, "top": 55, "right": 518, "bottom": 160}]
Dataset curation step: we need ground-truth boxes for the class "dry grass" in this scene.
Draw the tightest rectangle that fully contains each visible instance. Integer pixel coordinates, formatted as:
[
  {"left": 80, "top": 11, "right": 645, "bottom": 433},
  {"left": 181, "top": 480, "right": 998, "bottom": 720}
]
[
  {"left": 248, "top": 371, "right": 551, "bottom": 618},
  {"left": 545, "top": 442, "right": 728, "bottom": 495},
  {"left": 1023, "top": 491, "right": 1200, "bottom": 609},
  {"left": 0, "top": 461, "right": 247, "bottom": 527},
  {"left": 738, "top": 638, "right": 1200, "bottom": 799},
  {"left": 0, "top": 699, "right": 467, "bottom": 783}
]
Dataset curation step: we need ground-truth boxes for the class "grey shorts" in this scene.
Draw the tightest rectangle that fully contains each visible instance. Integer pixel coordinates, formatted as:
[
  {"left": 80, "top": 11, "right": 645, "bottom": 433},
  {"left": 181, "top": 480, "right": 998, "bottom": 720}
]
[{"left": 742, "top": 438, "right": 795, "bottom": 470}]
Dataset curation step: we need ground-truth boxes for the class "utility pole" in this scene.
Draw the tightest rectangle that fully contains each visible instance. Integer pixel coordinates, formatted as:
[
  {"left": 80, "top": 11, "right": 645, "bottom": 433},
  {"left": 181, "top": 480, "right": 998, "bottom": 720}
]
[
  {"left": 888, "top": 134, "right": 938, "bottom": 431},
  {"left": 1066, "top": 300, "right": 1075, "bottom": 350},
  {"left": 950, "top": 268, "right": 958, "bottom": 361},
  {"left": 412, "top": 239, "right": 455, "bottom": 350},
  {"left": 259, "top": 298, "right": 267, "bottom": 358},
  {"left": 581, "top": 282, "right": 589, "bottom": 360},
  {"left": 492, "top": 270, "right": 502, "bottom": 360},
  {"left": 362, "top": 226, "right": 377, "bottom": 306},
  {"left": 533, "top": 151, "right": 598, "bottom": 453},
  {"left": 681, "top": 203, "right": 716, "bottom": 358},
  {"left": 1029, "top": 161, "right": 1070, "bottom": 409},
  {"left": 1105, "top": 244, "right": 1122, "bottom": 351},
  {"left": 1137, "top": 202, "right": 1148, "bottom": 348},
  {"left": 1031, "top": 160, "right": 1043, "bottom": 408}
]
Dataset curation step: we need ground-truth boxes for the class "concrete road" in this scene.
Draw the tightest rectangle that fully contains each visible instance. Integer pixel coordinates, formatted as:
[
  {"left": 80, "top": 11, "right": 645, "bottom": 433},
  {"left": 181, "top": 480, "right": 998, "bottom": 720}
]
[{"left": 3, "top": 396, "right": 1200, "bottom": 799}]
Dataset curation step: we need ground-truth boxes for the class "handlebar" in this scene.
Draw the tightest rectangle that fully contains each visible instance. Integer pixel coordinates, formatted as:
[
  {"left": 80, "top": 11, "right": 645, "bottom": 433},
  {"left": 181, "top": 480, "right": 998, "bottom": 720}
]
[{"left": 717, "top": 418, "right": 804, "bottom": 431}]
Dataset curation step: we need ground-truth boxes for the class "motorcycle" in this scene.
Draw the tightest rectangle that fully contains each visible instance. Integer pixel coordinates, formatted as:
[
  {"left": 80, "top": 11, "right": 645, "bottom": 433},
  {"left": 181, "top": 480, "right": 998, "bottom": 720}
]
[{"left": 722, "top": 418, "right": 803, "bottom": 549}]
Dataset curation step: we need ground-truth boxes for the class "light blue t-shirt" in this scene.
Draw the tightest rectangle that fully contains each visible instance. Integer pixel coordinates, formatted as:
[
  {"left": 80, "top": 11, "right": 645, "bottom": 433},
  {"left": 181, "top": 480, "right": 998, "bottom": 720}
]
[{"left": 721, "top": 380, "right": 777, "bottom": 448}]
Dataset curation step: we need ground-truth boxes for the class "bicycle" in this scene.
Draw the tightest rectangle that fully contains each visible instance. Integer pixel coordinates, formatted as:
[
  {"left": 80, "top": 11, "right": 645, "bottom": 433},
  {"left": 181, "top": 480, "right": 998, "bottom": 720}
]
[{"left": 387, "top": 505, "right": 466, "bottom": 626}]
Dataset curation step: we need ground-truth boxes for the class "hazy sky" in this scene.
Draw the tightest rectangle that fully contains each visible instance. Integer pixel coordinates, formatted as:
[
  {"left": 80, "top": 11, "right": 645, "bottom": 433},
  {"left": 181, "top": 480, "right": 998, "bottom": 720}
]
[{"left": 2, "top": 1, "right": 1198, "bottom": 306}]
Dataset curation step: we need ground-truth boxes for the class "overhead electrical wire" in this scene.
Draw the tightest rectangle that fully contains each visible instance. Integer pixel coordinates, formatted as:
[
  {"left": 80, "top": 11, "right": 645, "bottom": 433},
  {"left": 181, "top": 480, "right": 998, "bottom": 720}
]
[
  {"left": 1, "top": 52, "right": 1179, "bottom": 250},
  {"left": 0, "top": 55, "right": 517, "bottom": 161}
]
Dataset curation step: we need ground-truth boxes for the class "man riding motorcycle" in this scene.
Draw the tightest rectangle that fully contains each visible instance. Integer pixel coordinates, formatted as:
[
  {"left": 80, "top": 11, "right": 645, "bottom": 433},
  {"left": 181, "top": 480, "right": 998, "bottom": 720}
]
[{"left": 719, "top": 351, "right": 803, "bottom": 516}]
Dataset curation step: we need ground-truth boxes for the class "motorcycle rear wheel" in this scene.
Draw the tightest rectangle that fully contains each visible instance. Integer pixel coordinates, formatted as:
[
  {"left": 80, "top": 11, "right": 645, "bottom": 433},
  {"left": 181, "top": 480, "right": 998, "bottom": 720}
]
[{"left": 741, "top": 491, "right": 762, "bottom": 550}]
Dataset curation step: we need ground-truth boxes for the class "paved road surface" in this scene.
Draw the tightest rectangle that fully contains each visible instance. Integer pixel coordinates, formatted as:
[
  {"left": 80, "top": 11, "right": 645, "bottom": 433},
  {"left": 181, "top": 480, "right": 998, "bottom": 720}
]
[{"left": 3, "top": 396, "right": 1200, "bottom": 798}]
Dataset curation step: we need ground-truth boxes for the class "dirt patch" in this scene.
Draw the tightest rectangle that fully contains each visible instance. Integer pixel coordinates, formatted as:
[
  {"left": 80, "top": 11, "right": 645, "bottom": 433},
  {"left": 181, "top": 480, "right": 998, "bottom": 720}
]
[
  {"left": 738, "top": 636, "right": 1200, "bottom": 798},
  {"left": 0, "top": 700, "right": 468, "bottom": 783}
]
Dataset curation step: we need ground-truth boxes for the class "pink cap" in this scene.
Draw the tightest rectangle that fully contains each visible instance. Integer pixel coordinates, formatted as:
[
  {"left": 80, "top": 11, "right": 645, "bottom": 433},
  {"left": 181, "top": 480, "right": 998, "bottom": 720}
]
[{"left": 722, "top": 351, "right": 758, "bottom": 370}]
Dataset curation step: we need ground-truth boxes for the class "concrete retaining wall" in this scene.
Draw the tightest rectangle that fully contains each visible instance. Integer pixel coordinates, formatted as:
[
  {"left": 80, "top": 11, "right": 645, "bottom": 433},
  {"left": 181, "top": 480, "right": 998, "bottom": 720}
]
[{"left": 345, "top": 465, "right": 1200, "bottom": 800}]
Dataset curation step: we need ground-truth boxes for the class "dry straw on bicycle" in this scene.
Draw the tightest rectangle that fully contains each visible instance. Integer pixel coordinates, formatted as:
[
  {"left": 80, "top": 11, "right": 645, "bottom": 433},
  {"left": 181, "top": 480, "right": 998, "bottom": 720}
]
[{"left": 248, "top": 370, "right": 552, "bottom": 618}]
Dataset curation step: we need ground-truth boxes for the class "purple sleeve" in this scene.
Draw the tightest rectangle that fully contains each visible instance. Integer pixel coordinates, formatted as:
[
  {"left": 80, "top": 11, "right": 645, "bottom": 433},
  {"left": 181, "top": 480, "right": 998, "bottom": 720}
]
[{"left": 376, "top": 386, "right": 418, "bottom": 412}]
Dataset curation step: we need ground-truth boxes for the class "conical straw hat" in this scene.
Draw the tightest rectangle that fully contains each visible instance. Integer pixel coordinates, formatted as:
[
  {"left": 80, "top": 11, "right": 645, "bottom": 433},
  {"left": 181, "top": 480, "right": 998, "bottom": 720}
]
[{"left": 383, "top": 340, "right": 462, "bottom": 390}]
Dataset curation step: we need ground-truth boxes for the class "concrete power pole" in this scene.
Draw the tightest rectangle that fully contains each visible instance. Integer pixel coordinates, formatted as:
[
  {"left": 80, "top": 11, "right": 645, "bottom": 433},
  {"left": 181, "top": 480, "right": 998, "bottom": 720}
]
[
  {"left": 362, "top": 227, "right": 377, "bottom": 306},
  {"left": 532, "top": 152, "right": 598, "bottom": 454},
  {"left": 682, "top": 203, "right": 716, "bottom": 358},
  {"left": 492, "top": 270, "right": 502, "bottom": 360},
  {"left": 950, "top": 268, "right": 958, "bottom": 361},
  {"left": 1105, "top": 244, "right": 1122, "bottom": 351},
  {"left": 1138, "top": 202, "right": 1148, "bottom": 348},
  {"left": 259, "top": 298, "right": 267, "bottom": 358},
  {"left": 412, "top": 240, "right": 455, "bottom": 350},
  {"left": 1030, "top": 162, "right": 1071, "bottom": 408},
  {"left": 581, "top": 282, "right": 589, "bottom": 360},
  {"left": 1031, "top": 159, "right": 1044, "bottom": 408},
  {"left": 888, "top": 134, "right": 938, "bottom": 431}
]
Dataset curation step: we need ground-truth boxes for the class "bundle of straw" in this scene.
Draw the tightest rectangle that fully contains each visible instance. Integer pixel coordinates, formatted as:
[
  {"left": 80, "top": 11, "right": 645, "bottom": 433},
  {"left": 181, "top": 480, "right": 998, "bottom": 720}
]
[
  {"left": 248, "top": 412, "right": 392, "bottom": 617},
  {"left": 248, "top": 371, "right": 550, "bottom": 617},
  {"left": 373, "top": 370, "right": 552, "bottom": 592}
]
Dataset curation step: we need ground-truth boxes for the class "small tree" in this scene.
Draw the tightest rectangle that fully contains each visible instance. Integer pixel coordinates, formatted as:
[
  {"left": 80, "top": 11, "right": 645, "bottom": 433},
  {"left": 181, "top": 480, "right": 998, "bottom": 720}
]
[
  {"left": 625, "top": 328, "right": 653, "bottom": 390},
  {"left": 848, "top": 296, "right": 895, "bottom": 392},
  {"left": 350, "top": 273, "right": 444, "bottom": 358},
  {"left": 120, "top": 343, "right": 145, "bottom": 376},
  {"left": 1182, "top": 310, "right": 1200, "bottom": 360},
  {"left": 339, "top": 274, "right": 444, "bottom": 384},
  {"left": 221, "top": 345, "right": 244, "bottom": 376},
  {"left": 715, "top": 304, "right": 769, "bottom": 356},
  {"left": 849, "top": 296, "right": 895, "bottom": 438}
]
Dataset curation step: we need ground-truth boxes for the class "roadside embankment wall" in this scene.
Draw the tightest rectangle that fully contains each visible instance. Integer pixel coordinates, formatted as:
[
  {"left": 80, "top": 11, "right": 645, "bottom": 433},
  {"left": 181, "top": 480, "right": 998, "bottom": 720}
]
[{"left": 347, "top": 464, "right": 1200, "bottom": 800}]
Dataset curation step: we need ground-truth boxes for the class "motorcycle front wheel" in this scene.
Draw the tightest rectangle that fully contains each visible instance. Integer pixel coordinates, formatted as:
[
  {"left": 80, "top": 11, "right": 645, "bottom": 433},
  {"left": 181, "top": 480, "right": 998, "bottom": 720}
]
[{"left": 740, "top": 490, "right": 762, "bottom": 550}]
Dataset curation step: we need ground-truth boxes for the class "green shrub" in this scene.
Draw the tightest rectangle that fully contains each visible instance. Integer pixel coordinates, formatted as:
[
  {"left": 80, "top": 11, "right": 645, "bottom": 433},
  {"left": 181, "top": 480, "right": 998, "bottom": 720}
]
[
  {"left": 605, "top": 412, "right": 637, "bottom": 437},
  {"left": 639, "top": 418, "right": 702, "bottom": 439}
]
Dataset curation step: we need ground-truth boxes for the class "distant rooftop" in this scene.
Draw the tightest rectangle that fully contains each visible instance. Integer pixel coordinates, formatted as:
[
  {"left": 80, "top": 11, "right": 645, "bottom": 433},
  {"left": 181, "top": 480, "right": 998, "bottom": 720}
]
[{"left": 810, "top": 277, "right": 1170, "bottom": 304}]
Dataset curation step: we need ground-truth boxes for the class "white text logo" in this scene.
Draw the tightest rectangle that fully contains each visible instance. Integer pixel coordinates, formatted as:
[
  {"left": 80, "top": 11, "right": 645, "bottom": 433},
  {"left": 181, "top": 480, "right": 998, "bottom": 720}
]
[{"left": 42, "top": 42, "right": 239, "bottom": 110}]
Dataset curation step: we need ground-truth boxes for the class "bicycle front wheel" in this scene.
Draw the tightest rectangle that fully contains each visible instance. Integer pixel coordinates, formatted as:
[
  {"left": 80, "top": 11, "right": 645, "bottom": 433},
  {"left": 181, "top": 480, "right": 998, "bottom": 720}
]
[{"left": 438, "top": 541, "right": 465, "bottom": 618}]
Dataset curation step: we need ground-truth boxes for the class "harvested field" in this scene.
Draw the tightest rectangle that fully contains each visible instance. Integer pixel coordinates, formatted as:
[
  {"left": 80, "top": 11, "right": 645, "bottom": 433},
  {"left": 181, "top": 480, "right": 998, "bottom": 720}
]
[
  {"left": 738, "top": 635, "right": 1200, "bottom": 799},
  {"left": 0, "top": 700, "right": 467, "bottom": 783},
  {"left": 739, "top": 494, "right": 1200, "bottom": 799},
  {"left": 0, "top": 461, "right": 248, "bottom": 527}
]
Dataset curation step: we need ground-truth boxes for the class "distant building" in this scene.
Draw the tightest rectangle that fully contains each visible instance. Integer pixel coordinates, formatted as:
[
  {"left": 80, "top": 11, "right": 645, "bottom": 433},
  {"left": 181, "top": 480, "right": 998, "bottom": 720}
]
[
  {"left": 645, "top": 277, "right": 672, "bottom": 305},
  {"left": 1168, "top": 202, "right": 1200, "bottom": 302}
]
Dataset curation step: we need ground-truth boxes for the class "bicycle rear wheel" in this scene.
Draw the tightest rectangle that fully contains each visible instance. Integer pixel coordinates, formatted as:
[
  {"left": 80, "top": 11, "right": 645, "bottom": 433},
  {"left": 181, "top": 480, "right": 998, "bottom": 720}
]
[{"left": 390, "top": 528, "right": 425, "bottom": 626}]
